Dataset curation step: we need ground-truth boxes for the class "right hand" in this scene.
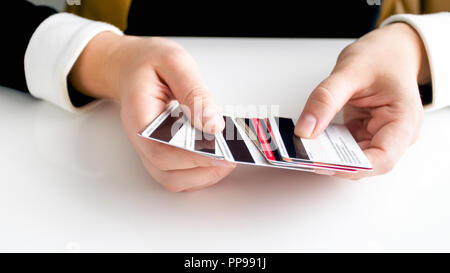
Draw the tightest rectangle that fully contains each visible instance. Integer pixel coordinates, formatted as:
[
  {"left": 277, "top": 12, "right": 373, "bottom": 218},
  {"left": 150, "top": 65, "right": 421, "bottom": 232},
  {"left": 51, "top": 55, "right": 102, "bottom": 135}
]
[
  {"left": 70, "top": 33, "right": 236, "bottom": 192},
  {"left": 294, "top": 23, "right": 428, "bottom": 179}
]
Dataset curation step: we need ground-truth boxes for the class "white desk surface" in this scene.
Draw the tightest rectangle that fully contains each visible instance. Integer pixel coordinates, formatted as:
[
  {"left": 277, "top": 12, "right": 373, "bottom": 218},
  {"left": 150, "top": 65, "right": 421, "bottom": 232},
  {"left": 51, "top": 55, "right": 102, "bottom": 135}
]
[{"left": 0, "top": 38, "right": 449, "bottom": 252}]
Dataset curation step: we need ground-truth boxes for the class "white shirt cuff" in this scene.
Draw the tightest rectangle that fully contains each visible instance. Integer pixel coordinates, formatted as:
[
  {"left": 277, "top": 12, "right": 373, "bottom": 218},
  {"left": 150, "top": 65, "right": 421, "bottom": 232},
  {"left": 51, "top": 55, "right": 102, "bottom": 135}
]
[
  {"left": 24, "top": 13, "right": 123, "bottom": 113},
  {"left": 381, "top": 13, "right": 450, "bottom": 111}
]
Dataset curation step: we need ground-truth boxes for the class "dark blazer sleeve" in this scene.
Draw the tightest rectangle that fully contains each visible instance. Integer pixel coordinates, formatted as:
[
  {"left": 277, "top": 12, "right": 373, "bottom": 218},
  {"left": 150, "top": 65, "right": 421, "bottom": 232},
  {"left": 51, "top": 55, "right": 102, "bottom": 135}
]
[{"left": 0, "top": 1, "right": 56, "bottom": 93}]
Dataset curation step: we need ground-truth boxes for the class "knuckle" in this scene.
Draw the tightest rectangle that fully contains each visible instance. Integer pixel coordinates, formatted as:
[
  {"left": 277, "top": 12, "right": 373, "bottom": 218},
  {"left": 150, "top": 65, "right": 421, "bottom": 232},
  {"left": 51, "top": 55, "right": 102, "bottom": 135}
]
[
  {"left": 161, "top": 46, "right": 190, "bottom": 66},
  {"left": 182, "top": 86, "right": 210, "bottom": 107},
  {"left": 148, "top": 36, "right": 171, "bottom": 45},
  {"left": 338, "top": 39, "right": 366, "bottom": 59},
  {"left": 336, "top": 43, "right": 359, "bottom": 64},
  {"left": 310, "top": 85, "right": 338, "bottom": 112},
  {"left": 140, "top": 153, "right": 183, "bottom": 192},
  {"left": 148, "top": 37, "right": 182, "bottom": 50},
  {"left": 337, "top": 44, "right": 352, "bottom": 62},
  {"left": 141, "top": 157, "right": 172, "bottom": 185}
]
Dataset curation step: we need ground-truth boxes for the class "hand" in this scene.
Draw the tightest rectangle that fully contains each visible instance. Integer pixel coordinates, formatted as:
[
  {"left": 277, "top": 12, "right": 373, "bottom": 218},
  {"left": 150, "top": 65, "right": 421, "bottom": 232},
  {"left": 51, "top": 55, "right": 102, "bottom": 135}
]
[
  {"left": 70, "top": 33, "right": 236, "bottom": 192},
  {"left": 295, "top": 23, "right": 429, "bottom": 179}
]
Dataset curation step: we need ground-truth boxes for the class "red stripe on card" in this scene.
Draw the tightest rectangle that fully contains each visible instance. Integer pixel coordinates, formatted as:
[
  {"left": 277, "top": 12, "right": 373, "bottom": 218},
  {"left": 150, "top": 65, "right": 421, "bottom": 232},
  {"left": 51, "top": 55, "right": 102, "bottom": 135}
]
[
  {"left": 265, "top": 118, "right": 279, "bottom": 147},
  {"left": 252, "top": 118, "right": 276, "bottom": 161}
]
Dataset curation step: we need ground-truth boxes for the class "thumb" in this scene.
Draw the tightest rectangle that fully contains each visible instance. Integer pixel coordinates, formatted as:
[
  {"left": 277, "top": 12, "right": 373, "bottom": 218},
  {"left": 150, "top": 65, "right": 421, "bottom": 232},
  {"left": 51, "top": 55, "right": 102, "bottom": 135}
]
[
  {"left": 295, "top": 71, "right": 360, "bottom": 138},
  {"left": 156, "top": 49, "right": 224, "bottom": 134}
]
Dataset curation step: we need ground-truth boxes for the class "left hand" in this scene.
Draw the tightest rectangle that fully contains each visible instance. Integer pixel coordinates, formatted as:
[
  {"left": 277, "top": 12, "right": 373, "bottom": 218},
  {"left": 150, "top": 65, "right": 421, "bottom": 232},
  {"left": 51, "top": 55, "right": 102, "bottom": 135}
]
[{"left": 69, "top": 34, "right": 236, "bottom": 192}]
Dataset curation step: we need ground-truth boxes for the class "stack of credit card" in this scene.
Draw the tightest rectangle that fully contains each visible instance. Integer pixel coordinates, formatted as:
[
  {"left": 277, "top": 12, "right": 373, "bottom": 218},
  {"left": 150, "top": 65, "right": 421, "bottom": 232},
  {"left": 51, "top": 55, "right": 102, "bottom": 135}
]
[{"left": 139, "top": 102, "right": 372, "bottom": 174}]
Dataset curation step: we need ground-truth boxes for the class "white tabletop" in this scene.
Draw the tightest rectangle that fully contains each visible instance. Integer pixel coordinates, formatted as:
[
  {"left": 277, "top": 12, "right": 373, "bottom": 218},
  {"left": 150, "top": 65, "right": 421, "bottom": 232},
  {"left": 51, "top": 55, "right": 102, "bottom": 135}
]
[{"left": 1, "top": 38, "right": 449, "bottom": 252}]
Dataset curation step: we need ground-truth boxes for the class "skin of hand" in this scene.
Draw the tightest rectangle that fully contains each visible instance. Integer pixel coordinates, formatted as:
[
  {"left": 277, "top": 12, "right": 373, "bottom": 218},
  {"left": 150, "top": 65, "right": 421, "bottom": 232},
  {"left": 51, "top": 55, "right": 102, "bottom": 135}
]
[
  {"left": 295, "top": 23, "right": 430, "bottom": 179},
  {"left": 69, "top": 33, "right": 236, "bottom": 192}
]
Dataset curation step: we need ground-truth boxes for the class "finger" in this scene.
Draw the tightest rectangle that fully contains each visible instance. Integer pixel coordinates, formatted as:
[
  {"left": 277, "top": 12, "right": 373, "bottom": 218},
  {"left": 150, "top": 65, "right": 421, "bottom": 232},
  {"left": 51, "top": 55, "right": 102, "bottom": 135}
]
[
  {"left": 357, "top": 140, "right": 371, "bottom": 150},
  {"left": 142, "top": 160, "right": 236, "bottom": 192},
  {"left": 336, "top": 120, "right": 413, "bottom": 179},
  {"left": 345, "top": 119, "right": 373, "bottom": 142},
  {"left": 295, "top": 71, "right": 365, "bottom": 139},
  {"left": 137, "top": 141, "right": 234, "bottom": 171},
  {"left": 343, "top": 104, "right": 371, "bottom": 123},
  {"left": 155, "top": 47, "right": 224, "bottom": 134},
  {"left": 120, "top": 91, "right": 168, "bottom": 149},
  {"left": 183, "top": 179, "right": 223, "bottom": 192},
  {"left": 333, "top": 170, "right": 362, "bottom": 180},
  {"left": 361, "top": 121, "right": 413, "bottom": 178},
  {"left": 314, "top": 169, "right": 336, "bottom": 176},
  {"left": 120, "top": 74, "right": 171, "bottom": 134},
  {"left": 334, "top": 119, "right": 415, "bottom": 180}
]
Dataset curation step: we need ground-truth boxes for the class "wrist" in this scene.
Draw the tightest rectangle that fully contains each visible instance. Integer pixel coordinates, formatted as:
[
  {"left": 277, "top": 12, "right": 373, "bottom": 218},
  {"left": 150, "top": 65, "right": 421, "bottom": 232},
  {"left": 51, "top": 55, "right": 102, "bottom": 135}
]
[
  {"left": 384, "top": 23, "right": 431, "bottom": 84},
  {"left": 69, "top": 31, "right": 126, "bottom": 101}
]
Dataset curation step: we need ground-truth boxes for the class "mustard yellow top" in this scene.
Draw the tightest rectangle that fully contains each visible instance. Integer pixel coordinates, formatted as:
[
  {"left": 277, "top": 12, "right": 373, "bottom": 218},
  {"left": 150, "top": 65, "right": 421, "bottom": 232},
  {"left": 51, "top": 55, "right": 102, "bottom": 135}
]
[
  {"left": 378, "top": 0, "right": 450, "bottom": 25},
  {"left": 66, "top": 0, "right": 132, "bottom": 31}
]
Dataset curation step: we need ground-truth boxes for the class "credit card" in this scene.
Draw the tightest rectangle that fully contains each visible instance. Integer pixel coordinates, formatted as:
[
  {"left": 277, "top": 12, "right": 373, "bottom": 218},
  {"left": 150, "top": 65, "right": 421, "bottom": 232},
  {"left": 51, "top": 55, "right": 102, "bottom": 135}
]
[
  {"left": 236, "top": 117, "right": 358, "bottom": 172},
  {"left": 216, "top": 116, "right": 314, "bottom": 172},
  {"left": 268, "top": 117, "right": 372, "bottom": 170},
  {"left": 139, "top": 102, "right": 223, "bottom": 159},
  {"left": 139, "top": 101, "right": 372, "bottom": 174},
  {"left": 185, "top": 121, "right": 223, "bottom": 158}
]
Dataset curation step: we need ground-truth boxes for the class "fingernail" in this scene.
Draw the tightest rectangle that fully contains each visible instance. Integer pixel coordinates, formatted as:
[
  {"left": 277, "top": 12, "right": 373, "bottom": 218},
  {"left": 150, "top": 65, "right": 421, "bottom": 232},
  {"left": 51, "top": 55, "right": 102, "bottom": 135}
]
[
  {"left": 203, "top": 107, "right": 224, "bottom": 133},
  {"left": 203, "top": 106, "right": 218, "bottom": 118},
  {"left": 296, "top": 113, "right": 316, "bottom": 138}
]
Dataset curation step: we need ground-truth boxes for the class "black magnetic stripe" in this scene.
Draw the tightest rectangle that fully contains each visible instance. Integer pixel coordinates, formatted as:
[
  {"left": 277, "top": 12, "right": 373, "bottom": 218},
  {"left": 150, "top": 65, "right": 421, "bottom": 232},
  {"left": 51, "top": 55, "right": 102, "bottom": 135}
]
[
  {"left": 276, "top": 117, "right": 309, "bottom": 160},
  {"left": 149, "top": 111, "right": 184, "bottom": 142},
  {"left": 222, "top": 117, "right": 255, "bottom": 163},
  {"left": 194, "top": 129, "right": 216, "bottom": 154}
]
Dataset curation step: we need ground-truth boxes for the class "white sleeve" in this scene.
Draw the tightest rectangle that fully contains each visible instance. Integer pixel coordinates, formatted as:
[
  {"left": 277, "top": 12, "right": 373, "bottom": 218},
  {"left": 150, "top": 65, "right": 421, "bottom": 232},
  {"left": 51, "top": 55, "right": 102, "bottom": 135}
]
[
  {"left": 24, "top": 13, "right": 123, "bottom": 113},
  {"left": 381, "top": 13, "right": 450, "bottom": 111}
]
